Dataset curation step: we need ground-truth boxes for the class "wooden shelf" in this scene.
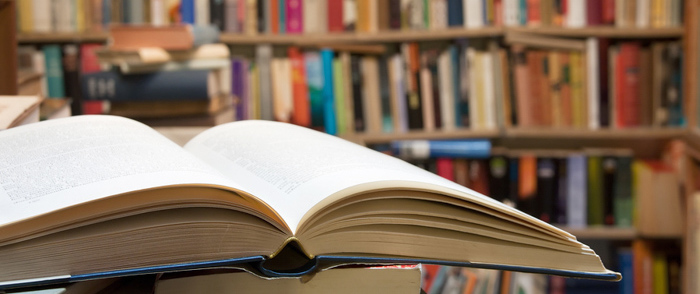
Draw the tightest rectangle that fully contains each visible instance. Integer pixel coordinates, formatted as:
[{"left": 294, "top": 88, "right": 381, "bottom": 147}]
[
  {"left": 16, "top": 26, "right": 684, "bottom": 44},
  {"left": 16, "top": 31, "right": 109, "bottom": 43},
  {"left": 505, "top": 127, "right": 687, "bottom": 140},
  {"left": 342, "top": 129, "right": 501, "bottom": 145},
  {"left": 220, "top": 27, "right": 505, "bottom": 45},
  {"left": 559, "top": 226, "right": 638, "bottom": 240},
  {"left": 508, "top": 26, "right": 685, "bottom": 38}
]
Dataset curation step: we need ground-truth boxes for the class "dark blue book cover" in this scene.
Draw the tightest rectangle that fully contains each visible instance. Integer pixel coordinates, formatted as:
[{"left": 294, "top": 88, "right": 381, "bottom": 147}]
[
  {"left": 447, "top": 0, "right": 464, "bottom": 26},
  {"left": 81, "top": 70, "right": 212, "bottom": 101},
  {"left": 320, "top": 49, "right": 337, "bottom": 135}
]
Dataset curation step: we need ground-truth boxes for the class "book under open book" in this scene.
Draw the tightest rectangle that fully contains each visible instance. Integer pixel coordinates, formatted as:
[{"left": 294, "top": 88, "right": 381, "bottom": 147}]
[{"left": 0, "top": 116, "right": 620, "bottom": 290}]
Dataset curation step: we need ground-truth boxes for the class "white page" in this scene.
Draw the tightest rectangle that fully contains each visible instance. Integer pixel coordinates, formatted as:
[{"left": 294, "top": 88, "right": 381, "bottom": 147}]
[
  {"left": 184, "top": 120, "right": 522, "bottom": 233},
  {"left": 0, "top": 116, "right": 236, "bottom": 226}
]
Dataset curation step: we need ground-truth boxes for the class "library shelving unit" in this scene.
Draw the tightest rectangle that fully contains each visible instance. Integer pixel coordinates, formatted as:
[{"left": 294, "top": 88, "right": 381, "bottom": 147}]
[
  {"left": 11, "top": 2, "right": 700, "bottom": 293},
  {"left": 0, "top": 0, "right": 17, "bottom": 95}
]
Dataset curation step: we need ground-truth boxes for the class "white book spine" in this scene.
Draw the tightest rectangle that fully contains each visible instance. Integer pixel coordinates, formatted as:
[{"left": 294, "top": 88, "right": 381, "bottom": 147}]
[
  {"left": 195, "top": 0, "right": 211, "bottom": 26},
  {"left": 481, "top": 51, "right": 496, "bottom": 130},
  {"left": 151, "top": 0, "right": 165, "bottom": 26},
  {"left": 467, "top": 47, "right": 480, "bottom": 129},
  {"left": 464, "top": 0, "right": 484, "bottom": 28},
  {"left": 32, "top": 51, "right": 48, "bottom": 97},
  {"left": 438, "top": 50, "right": 455, "bottom": 130},
  {"left": 586, "top": 38, "right": 600, "bottom": 130},
  {"left": 343, "top": 0, "right": 357, "bottom": 30},
  {"left": 391, "top": 55, "right": 408, "bottom": 133},
  {"left": 566, "top": 155, "right": 587, "bottom": 228},
  {"left": 33, "top": 0, "right": 53, "bottom": 32},
  {"left": 503, "top": 0, "right": 519, "bottom": 27},
  {"left": 636, "top": 0, "right": 650, "bottom": 27},
  {"left": 55, "top": 0, "right": 74, "bottom": 32},
  {"left": 304, "top": 0, "right": 319, "bottom": 33},
  {"left": 317, "top": 0, "right": 328, "bottom": 33},
  {"left": 565, "top": 0, "right": 586, "bottom": 28}
]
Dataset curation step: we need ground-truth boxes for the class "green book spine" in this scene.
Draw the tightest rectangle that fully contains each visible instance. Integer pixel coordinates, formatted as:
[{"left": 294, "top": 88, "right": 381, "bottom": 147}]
[
  {"left": 43, "top": 45, "right": 65, "bottom": 98},
  {"left": 614, "top": 156, "right": 634, "bottom": 227},
  {"left": 587, "top": 155, "right": 604, "bottom": 226},
  {"left": 332, "top": 58, "right": 347, "bottom": 135}
]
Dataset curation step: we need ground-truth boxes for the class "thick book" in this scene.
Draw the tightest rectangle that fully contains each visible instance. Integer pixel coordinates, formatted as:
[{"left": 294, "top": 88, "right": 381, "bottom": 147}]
[
  {"left": 0, "top": 116, "right": 620, "bottom": 290},
  {"left": 108, "top": 24, "right": 220, "bottom": 50},
  {"left": 390, "top": 139, "right": 492, "bottom": 159},
  {"left": 80, "top": 69, "right": 223, "bottom": 101},
  {"left": 155, "top": 265, "right": 422, "bottom": 293}
]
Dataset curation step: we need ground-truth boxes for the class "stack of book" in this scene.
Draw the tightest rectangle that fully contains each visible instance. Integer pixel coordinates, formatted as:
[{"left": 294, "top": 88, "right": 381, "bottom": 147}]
[{"left": 81, "top": 24, "right": 234, "bottom": 126}]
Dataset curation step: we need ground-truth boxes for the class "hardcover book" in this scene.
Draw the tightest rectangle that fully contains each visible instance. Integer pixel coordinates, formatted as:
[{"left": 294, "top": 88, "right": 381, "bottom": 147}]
[{"left": 0, "top": 116, "right": 619, "bottom": 291}]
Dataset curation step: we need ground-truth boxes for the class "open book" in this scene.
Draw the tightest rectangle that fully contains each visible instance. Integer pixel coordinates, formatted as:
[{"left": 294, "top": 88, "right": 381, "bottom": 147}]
[{"left": 0, "top": 116, "right": 620, "bottom": 290}]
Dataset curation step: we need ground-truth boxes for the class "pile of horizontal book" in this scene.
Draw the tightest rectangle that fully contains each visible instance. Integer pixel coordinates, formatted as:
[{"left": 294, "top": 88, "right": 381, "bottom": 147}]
[
  {"left": 82, "top": 24, "right": 235, "bottom": 126},
  {"left": 15, "top": 0, "right": 683, "bottom": 35}
]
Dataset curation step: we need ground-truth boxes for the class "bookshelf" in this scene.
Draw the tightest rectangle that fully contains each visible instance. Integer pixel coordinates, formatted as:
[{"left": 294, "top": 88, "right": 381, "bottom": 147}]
[
  {"left": 16, "top": 31, "right": 109, "bottom": 43},
  {"left": 0, "top": 0, "right": 17, "bottom": 95}
]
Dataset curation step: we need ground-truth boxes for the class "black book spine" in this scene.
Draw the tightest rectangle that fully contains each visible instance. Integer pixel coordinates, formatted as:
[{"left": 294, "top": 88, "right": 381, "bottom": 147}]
[
  {"left": 602, "top": 156, "right": 617, "bottom": 226},
  {"left": 210, "top": 0, "right": 226, "bottom": 31},
  {"left": 62, "top": 45, "right": 82, "bottom": 115},
  {"left": 537, "top": 157, "right": 557, "bottom": 223},
  {"left": 350, "top": 56, "right": 366, "bottom": 132},
  {"left": 389, "top": 0, "right": 402, "bottom": 29}
]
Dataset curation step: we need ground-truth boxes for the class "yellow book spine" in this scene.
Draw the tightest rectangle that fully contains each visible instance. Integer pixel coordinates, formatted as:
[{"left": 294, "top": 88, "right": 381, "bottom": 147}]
[
  {"left": 18, "top": 0, "right": 34, "bottom": 33},
  {"left": 76, "top": 0, "right": 86, "bottom": 32}
]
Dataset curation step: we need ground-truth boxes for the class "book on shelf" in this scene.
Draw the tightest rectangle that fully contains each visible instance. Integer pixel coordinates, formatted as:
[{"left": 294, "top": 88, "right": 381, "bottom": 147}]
[
  {"left": 107, "top": 24, "right": 219, "bottom": 50},
  {"left": 389, "top": 139, "right": 492, "bottom": 160},
  {"left": 14, "top": 0, "right": 683, "bottom": 36},
  {"left": 0, "top": 115, "right": 619, "bottom": 291},
  {"left": 154, "top": 265, "right": 422, "bottom": 294}
]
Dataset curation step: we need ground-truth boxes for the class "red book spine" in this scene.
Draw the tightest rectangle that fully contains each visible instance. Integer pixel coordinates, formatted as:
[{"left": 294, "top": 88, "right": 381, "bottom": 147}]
[
  {"left": 286, "top": 0, "right": 303, "bottom": 33},
  {"left": 527, "top": 0, "right": 541, "bottom": 26},
  {"left": 436, "top": 158, "right": 455, "bottom": 182},
  {"left": 587, "top": 0, "right": 602, "bottom": 25},
  {"left": 328, "top": 0, "right": 344, "bottom": 32},
  {"left": 619, "top": 42, "right": 641, "bottom": 127},
  {"left": 601, "top": 0, "right": 615, "bottom": 24},
  {"left": 289, "top": 47, "right": 311, "bottom": 126}
]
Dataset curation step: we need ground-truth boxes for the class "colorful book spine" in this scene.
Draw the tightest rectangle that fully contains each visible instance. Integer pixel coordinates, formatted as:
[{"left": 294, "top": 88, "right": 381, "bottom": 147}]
[
  {"left": 232, "top": 58, "right": 246, "bottom": 120},
  {"left": 180, "top": 0, "right": 195, "bottom": 23},
  {"left": 566, "top": 154, "right": 587, "bottom": 228},
  {"left": 447, "top": 0, "right": 464, "bottom": 26},
  {"left": 289, "top": 47, "right": 310, "bottom": 127},
  {"left": 320, "top": 50, "right": 337, "bottom": 135},
  {"left": 614, "top": 155, "right": 633, "bottom": 227},
  {"left": 328, "top": 0, "right": 345, "bottom": 32},
  {"left": 332, "top": 58, "right": 348, "bottom": 134},
  {"left": 587, "top": 154, "right": 604, "bottom": 226},
  {"left": 43, "top": 45, "right": 66, "bottom": 98},
  {"left": 286, "top": 0, "right": 303, "bottom": 33},
  {"left": 278, "top": 0, "right": 286, "bottom": 33},
  {"left": 305, "top": 52, "right": 324, "bottom": 129},
  {"left": 390, "top": 139, "right": 491, "bottom": 159},
  {"left": 81, "top": 70, "right": 211, "bottom": 101}
]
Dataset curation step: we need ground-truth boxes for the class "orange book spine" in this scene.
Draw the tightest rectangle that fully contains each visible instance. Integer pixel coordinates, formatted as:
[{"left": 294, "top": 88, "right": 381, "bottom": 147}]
[
  {"left": 289, "top": 47, "right": 311, "bottom": 126},
  {"left": 270, "top": 0, "right": 280, "bottom": 34}
]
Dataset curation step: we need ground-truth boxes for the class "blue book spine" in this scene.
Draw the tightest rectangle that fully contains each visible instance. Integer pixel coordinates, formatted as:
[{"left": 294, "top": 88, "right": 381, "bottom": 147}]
[
  {"left": 181, "top": 0, "right": 196, "bottom": 24},
  {"left": 618, "top": 249, "right": 633, "bottom": 294},
  {"left": 519, "top": 0, "right": 528, "bottom": 25},
  {"left": 81, "top": 70, "right": 211, "bottom": 101},
  {"left": 278, "top": 0, "right": 286, "bottom": 34},
  {"left": 305, "top": 52, "right": 324, "bottom": 128},
  {"left": 450, "top": 46, "right": 462, "bottom": 128},
  {"left": 447, "top": 0, "right": 463, "bottom": 26},
  {"left": 43, "top": 45, "right": 65, "bottom": 98},
  {"left": 122, "top": 0, "right": 131, "bottom": 23},
  {"left": 566, "top": 154, "right": 587, "bottom": 228},
  {"left": 391, "top": 139, "right": 491, "bottom": 159},
  {"left": 102, "top": 0, "right": 111, "bottom": 27},
  {"left": 321, "top": 49, "right": 337, "bottom": 135}
]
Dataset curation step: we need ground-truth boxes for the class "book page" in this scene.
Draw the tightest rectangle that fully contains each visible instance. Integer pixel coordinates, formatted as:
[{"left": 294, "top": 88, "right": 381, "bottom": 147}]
[
  {"left": 185, "top": 120, "right": 515, "bottom": 233},
  {"left": 0, "top": 116, "right": 236, "bottom": 226}
]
